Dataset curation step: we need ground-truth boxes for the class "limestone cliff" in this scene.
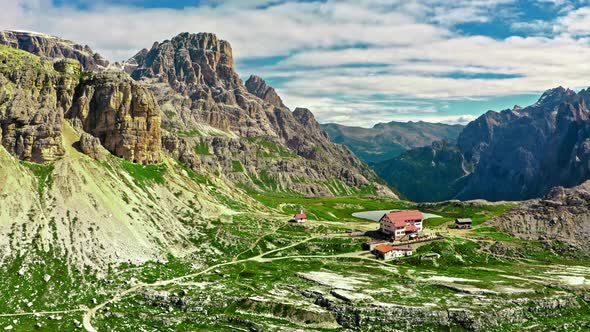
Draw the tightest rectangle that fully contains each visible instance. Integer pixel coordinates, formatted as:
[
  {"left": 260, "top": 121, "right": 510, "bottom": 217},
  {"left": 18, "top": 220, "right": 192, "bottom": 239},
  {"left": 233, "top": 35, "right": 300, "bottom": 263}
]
[
  {"left": 0, "top": 45, "right": 80, "bottom": 162},
  {"left": 68, "top": 71, "right": 162, "bottom": 164},
  {"left": 0, "top": 30, "right": 109, "bottom": 71}
]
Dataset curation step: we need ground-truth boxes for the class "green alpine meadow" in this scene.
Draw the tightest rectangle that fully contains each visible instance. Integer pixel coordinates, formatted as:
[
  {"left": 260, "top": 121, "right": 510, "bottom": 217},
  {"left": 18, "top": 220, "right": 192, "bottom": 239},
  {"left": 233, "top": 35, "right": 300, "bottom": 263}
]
[{"left": 2, "top": 2, "right": 590, "bottom": 331}]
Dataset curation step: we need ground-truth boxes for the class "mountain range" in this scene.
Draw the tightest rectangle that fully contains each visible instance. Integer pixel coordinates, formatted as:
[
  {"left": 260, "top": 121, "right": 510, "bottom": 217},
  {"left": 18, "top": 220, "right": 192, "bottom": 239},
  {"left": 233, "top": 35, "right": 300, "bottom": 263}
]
[
  {"left": 372, "top": 87, "right": 590, "bottom": 202},
  {"left": 0, "top": 30, "right": 394, "bottom": 268},
  {"left": 2, "top": 29, "right": 590, "bottom": 332},
  {"left": 322, "top": 121, "right": 464, "bottom": 163}
]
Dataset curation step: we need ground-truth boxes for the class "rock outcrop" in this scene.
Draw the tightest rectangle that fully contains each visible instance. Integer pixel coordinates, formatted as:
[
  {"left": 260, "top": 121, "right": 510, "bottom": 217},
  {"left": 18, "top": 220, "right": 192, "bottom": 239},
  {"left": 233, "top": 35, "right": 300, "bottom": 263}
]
[
  {"left": 68, "top": 71, "right": 162, "bottom": 164},
  {"left": 245, "top": 75, "right": 285, "bottom": 108},
  {"left": 493, "top": 180, "right": 590, "bottom": 251},
  {"left": 0, "top": 30, "right": 109, "bottom": 71},
  {"left": 77, "top": 132, "right": 106, "bottom": 161},
  {"left": 0, "top": 45, "right": 80, "bottom": 162}
]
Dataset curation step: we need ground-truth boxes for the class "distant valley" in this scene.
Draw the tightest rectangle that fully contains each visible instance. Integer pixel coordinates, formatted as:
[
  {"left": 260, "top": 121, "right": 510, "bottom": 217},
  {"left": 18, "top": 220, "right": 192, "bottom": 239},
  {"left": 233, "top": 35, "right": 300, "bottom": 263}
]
[{"left": 322, "top": 121, "right": 464, "bottom": 163}]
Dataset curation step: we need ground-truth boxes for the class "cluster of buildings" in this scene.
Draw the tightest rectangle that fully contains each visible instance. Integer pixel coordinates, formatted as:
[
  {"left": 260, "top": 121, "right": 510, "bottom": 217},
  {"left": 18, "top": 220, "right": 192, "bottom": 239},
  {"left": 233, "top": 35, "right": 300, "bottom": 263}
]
[{"left": 363, "top": 210, "right": 426, "bottom": 260}]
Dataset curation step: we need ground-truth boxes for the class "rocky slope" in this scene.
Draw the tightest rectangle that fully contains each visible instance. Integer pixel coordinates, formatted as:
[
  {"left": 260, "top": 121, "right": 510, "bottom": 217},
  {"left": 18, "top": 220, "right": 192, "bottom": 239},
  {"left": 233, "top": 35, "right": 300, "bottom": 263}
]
[
  {"left": 322, "top": 121, "right": 464, "bottom": 163},
  {"left": 376, "top": 87, "right": 590, "bottom": 202},
  {"left": 0, "top": 30, "right": 109, "bottom": 71},
  {"left": 493, "top": 180, "right": 590, "bottom": 251},
  {"left": 68, "top": 71, "right": 162, "bottom": 164},
  {"left": 456, "top": 87, "right": 590, "bottom": 201}
]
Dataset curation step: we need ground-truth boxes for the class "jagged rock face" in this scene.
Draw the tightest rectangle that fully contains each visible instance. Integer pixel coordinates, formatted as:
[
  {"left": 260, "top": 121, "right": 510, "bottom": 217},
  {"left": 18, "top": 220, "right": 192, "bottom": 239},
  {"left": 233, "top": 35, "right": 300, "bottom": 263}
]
[
  {"left": 68, "top": 71, "right": 162, "bottom": 164},
  {"left": 457, "top": 87, "right": 590, "bottom": 201},
  {"left": 378, "top": 86, "right": 590, "bottom": 202},
  {"left": 126, "top": 32, "right": 392, "bottom": 197},
  {"left": 494, "top": 180, "right": 590, "bottom": 251},
  {"left": 0, "top": 30, "right": 109, "bottom": 71},
  {"left": 0, "top": 46, "right": 81, "bottom": 162},
  {"left": 245, "top": 75, "right": 285, "bottom": 108},
  {"left": 126, "top": 32, "right": 285, "bottom": 137}
]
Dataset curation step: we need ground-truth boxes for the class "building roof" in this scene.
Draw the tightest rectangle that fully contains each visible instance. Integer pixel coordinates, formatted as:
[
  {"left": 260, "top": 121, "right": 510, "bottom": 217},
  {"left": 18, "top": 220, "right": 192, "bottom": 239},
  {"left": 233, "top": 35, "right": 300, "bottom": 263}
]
[
  {"left": 373, "top": 243, "right": 396, "bottom": 253},
  {"left": 383, "top": 210, "right": 424, "bottom": 227},
  {"left": 455, "top": 218, "right": 473, "bottom": 224},
  {"left": 295, "top": 213, "right": 307, "bottom": 219},
  {"left": 374, "top": 244, "right": 413, "bottom": 253},
  {"left": 405, "top": 224, "right": 419, "bottom": 232}
]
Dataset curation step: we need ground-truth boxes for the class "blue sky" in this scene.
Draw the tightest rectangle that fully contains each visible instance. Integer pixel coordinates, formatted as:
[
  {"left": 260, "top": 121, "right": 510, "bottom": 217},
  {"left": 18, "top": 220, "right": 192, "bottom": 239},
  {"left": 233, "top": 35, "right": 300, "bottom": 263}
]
[{"left": 3, "top": 0, "right": 590, "bottom": 127}]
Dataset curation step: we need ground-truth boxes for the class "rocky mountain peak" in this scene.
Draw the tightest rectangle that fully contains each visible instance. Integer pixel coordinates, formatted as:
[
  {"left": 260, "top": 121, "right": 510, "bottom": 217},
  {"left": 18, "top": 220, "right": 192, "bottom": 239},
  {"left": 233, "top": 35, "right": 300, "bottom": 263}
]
[
  {"left": 535, "top": 86, "right": 576, "bottom": 109},
  {"left": 0, "top": 30, "right": 109, "bottom": 71},
  {"left": 128, "top": 32, "right": 237, "bottom": 91},
  {"left": 245, "top": 75, "right": 286, "bottom": 108}
]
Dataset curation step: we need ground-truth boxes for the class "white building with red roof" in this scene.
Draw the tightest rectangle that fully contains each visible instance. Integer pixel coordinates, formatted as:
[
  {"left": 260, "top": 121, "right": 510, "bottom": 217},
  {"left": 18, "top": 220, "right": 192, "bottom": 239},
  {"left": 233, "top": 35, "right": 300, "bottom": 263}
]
[
  {"left": 372, "top": 243, "right": 413, "bottom": 260},
  {"left": 292, "top": 209, "right": 307, "bottom": 223},
  {"left": 379, "top": 210, "right": 424, "bottom": 240}
]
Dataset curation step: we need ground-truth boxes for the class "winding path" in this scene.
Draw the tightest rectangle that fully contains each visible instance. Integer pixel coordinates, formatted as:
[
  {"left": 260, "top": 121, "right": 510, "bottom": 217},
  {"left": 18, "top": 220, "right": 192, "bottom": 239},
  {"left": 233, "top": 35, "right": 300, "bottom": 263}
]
[{"left": 81, "top": 234, "right": 395, "bottom": 331}]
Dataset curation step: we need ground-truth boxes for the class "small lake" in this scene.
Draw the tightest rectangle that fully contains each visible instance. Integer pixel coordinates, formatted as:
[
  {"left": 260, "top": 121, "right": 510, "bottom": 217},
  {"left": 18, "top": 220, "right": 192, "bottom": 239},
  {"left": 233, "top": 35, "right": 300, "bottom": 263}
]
[{"left": 352, "top": 209, "right": 442, "bottom": 222}]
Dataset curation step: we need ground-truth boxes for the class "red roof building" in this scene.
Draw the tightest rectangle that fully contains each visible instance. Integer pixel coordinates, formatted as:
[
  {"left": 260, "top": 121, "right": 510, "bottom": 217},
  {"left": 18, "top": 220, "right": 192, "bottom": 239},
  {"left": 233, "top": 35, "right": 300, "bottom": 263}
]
[
  {"left": 379, "top": 210, "right": 424, "bottom": 240},
  {"left": 374, "top": 243, "right": 395, "bottom": 254},
  {"left": 293, "top": 209, "right": 307, "bottom": 222},
  {"left": 372, "top": 244, "right": 414, "bottom": 259}
]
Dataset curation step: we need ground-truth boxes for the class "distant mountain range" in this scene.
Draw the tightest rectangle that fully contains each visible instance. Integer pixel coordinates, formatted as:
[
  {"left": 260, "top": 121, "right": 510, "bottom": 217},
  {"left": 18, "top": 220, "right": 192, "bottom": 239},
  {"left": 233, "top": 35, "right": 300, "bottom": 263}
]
[
  {"left": 374, "top": 86, "right": 590, "bottom": 202},
  {"left": 321, "top": 121, "right": 464, "bottom": 163}
]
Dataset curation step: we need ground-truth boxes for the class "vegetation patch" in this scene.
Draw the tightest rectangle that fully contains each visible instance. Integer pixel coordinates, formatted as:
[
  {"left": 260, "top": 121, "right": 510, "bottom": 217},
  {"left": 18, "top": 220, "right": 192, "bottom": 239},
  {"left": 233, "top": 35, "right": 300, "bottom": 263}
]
[
  {"left": 246, "top": 136, "right": 297, "bottom": 159},
  {"left": 20, "top": 161, "right": 55, "bottom": 197},
  {"left": 120, "top": 160, "right": 167, "bottom": 188},
  {"left": 194, "top": 141, "right": 212, "bottom": 155},
  {"left": 231, "top": 160, "right": 244, "bottom": 172}
]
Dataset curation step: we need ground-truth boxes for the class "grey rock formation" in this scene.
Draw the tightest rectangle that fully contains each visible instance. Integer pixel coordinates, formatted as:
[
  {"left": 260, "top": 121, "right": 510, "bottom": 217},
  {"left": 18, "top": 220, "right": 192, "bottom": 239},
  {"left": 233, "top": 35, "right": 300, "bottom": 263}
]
[
  {"left": 457, "top": 87, "right": 590, "bottom": 201},
  {"left": 245, "top": 75, "right": 286, "bottom": 108},
  {"left": 0, "top": 46, "right": 81, "bottom": 162},
  {"left": 376, "top": 86, "right": 590, "bottom": 201},
  {"left": 77, "top": 132, "right": 106, "bottom": 161},
  {"left": 126, "top": 32, "right": 392, "bottom": 197},
  {"left": 67, "top": 71, "right": 162, "bottom": 164},
  {"left": 0, "top": 30, "right": 109, "bottom": 71},
  {"left": 493, "top": 180, "right": 590, "bottom": 251}
]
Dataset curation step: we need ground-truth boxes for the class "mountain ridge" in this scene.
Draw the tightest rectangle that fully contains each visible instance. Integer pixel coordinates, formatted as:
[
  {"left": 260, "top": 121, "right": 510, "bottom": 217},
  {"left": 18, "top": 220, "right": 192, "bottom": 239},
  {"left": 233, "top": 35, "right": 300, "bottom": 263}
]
[
  {"left": 375, "top": 86, "right": 590, "bottom": 202},
  {"left": 322, "top": 121, "right": 464, "bottom": 163}
]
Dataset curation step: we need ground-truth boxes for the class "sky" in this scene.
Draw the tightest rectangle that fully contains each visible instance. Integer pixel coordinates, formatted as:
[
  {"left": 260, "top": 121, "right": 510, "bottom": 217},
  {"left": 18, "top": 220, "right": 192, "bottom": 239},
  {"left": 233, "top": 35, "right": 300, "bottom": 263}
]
[{"left": 2, "top": 0, "right": 590, "bottom": 127}]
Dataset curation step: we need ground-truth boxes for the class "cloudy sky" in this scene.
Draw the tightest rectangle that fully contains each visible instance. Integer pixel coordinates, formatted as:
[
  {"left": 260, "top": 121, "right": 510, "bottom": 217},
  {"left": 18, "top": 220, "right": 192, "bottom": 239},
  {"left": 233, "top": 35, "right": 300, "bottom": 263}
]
[{"left": 3, "top": 0, "right": 590, "bottom": 127}]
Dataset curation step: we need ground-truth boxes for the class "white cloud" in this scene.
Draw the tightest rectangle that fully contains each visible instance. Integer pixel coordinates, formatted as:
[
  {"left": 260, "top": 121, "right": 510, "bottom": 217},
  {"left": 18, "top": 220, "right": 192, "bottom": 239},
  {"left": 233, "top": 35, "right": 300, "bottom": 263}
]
[
  {"left": 1, "top": 0, "right": 589, "bottom": 125},
  {"left": 554, "top": 6, "right": 590, "bottom": 37}
]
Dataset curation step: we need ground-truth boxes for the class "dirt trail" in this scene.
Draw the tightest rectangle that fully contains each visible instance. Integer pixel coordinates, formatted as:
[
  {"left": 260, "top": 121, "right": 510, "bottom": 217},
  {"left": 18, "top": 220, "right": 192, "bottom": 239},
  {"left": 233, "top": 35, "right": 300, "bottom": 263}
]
[
  {"left": 82, "top": 234, "right": 390, "bottom": 331},
  {"left": 0, "top": 309, "right": 84, "bottom": 318}
]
